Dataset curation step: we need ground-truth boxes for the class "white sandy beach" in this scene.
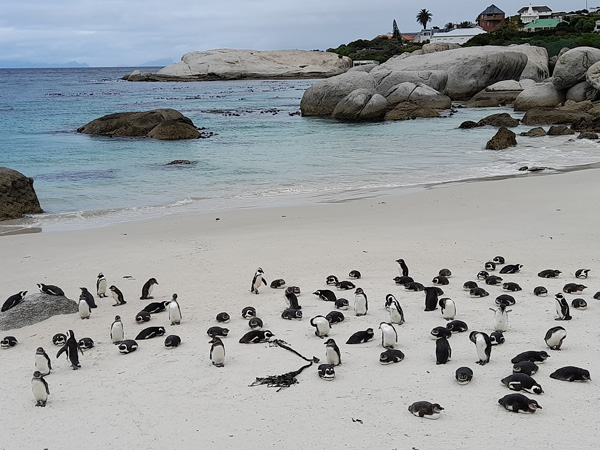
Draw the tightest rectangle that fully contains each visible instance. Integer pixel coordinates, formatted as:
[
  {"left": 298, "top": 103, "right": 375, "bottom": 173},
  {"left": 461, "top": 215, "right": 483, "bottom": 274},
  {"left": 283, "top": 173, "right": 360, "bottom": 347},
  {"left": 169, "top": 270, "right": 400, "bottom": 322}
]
[{"left": 1, "top": 168, "right": 599, "bottom": 450}]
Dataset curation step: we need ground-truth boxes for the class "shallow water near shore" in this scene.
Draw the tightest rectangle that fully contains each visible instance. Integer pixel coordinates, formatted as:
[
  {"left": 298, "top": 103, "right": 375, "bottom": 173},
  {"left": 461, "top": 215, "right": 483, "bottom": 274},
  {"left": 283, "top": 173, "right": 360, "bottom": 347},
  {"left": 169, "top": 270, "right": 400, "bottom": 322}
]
[{"left": 1, "top": 67, "right": 599, "bottom": 232}]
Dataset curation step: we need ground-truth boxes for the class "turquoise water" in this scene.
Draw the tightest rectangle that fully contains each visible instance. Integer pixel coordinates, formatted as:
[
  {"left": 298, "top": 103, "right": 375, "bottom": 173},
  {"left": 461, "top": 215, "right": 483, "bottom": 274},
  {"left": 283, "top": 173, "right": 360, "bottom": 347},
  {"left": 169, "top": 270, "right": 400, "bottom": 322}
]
[{"left": 1, "top": 67, "right": 599, "bottom": 231}]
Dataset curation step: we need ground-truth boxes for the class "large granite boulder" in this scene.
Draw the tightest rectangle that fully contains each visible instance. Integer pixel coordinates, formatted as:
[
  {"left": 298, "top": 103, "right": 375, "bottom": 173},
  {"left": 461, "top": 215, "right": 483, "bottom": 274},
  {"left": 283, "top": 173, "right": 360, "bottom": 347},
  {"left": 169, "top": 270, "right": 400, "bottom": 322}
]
[
  {"left": 510, "top": 44, "right": 549, "bottom": 82},
  {"left": 514, "top": 82, "right": 566, "bottom": 111},
  {"left": 384, "top": 102, "right": 440, "bottom": 120},
  {"left": 371, "top": 69, "right": 448, "bottom": 95},
  {"left": 370, "top": 46, "right": 529, "bottom": 100},
  {"left": 553, "top": 47, "right": 600, "bottom": 90},
  {"left": 521, "top": 108, "right": 593, "bottom": 125},
  {"left": 385, "top": 82, "right": 451, "bottom": 109},
  {"left": 567, "top": 81, "right": 599, "bottom": 102},
  {"left": 465, "top": 79, "right": 536, "bottom": 107},
  {"left": 300, "top": 71, "right": 376, "bottom": 116},
  {"left": 77, "top": 109, "right": 201, "bottom": 139},
  {"left": 0, "top": 168, "right": 43, "bottom": 221},
  {"left": 0, "top": 293, "right": 78, "bottom": 331},
  {"left": 124, "top": 49, "right": 352, "bottom": 81},
  {"left": 478, "top": 113, "right": 520, "bottom": 127},
  {"left": 331, "top": 89, "right": 388, "bottom": 121},
  {"left": 485, "top": 127, "right": 517, "bottom": 150}
]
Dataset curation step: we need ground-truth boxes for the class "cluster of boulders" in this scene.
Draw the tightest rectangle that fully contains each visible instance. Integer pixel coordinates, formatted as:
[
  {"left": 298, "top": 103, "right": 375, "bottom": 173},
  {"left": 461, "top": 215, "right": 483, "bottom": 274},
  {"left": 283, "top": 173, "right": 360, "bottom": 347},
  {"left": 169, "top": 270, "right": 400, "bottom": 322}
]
[
  {"left": 77, "top": 109, "right": 202, "bottom": 140},
  {"left": 299, "top": 44, "right": 600, "bottom": 133}
]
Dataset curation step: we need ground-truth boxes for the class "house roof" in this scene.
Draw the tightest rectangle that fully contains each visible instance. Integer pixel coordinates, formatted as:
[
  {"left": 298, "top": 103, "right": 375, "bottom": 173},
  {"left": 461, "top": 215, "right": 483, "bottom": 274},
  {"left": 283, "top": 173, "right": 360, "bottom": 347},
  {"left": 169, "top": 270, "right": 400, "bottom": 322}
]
[
  {"left": 479, "top": 4, "right": 505, "bottom": 16},
  {"left": 524, "top": 18, "right": 561, "bottom": 28},
  {"left": 518, "top": 5, "right": 552, "bottom": 14}
]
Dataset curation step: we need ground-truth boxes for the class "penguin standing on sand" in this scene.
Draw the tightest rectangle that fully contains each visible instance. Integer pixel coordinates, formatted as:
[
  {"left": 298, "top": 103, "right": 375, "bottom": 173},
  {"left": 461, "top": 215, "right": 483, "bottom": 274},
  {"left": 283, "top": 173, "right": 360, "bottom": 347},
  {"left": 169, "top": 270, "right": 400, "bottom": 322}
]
[
  {"left": 435, "top": 336, "right": 451, "bottom": 365},
  {"left": 396, "top": 259, "right": 410, "bottom": 277},
  {"left": 439, "top": 298, "right": 456, "bottom": 321},
  {"left": 554, "top": 293, "right": 572, "bottom": 321},
  {"left": 209, "top": 337, "right": 226, "bottom": 367},
  {"left": 379, "top": 322, "right": 398, "bottom": 348},
  {"left": 310, "top": 315, "right": 331, "bottom": 338},
  {"left": 96, "top": 273, "right": 107, "bottom": 298},
  {"left": 56, "top": 330, "right": 82, "bottom": 370},
  {"left": 79, "top": 287, "right": 97, "bottom": 309},
  {"left": 251, "top": 268, "right": 267, "bottom": 294},
  {"left": 388, "top": 296, "right": 405, "bottom": 325},
  {"left": 31, "top": 371, "right": 50, "bottom": 407},
  {"left": 140, "top": 278, "right": 159, "bottom": 300},
  {"left": 544, "top": 326, "right": 567, "bottom": 350},
  {"left": 490, "top": 303, "right": 511, "bottom": 332},
  {"left": 168, "top": 293, "right": 182, "bottom": 325},
  {"left": 284, "top": 287, "right": 302, "bottom": 310},
  {"left": 110, "top": 315, "right": 124, "bottom": 344},
  {"left": 325, "top": 338, "right": 342, "bottom": 366},
  {"left": 78, "top": 297, "right": 91, "bottom": 320},
  {"left": 354, "top": 288, "right": 368, "bottom": 316},
  {"left": 469, "top": 331, "right": 491, "bottom": 365},
  {"left": 109, "top": 285, "right": 126, "bottom": 306},
  {"left": 423, "top": 287, "right": 441, "bottom": 312},
  {"left": 35, "top": 347, "right": 52, "bottom": 376}
]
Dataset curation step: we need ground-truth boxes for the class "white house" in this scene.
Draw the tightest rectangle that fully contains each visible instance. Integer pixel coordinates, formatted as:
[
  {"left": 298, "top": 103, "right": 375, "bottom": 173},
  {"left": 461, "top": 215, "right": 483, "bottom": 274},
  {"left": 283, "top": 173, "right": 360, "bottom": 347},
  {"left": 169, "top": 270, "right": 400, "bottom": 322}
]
[
  {"left": 518, "top": 5, "right": 552, "bottom": 24},
  {"left": 430, "top": 27, "right": 487, "bottom": 45}
]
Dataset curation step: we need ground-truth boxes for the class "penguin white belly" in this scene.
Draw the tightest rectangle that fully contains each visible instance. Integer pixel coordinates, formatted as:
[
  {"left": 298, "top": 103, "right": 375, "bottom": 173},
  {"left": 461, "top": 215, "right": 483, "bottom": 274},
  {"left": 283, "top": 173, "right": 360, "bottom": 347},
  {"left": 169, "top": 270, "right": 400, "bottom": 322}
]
[
  {"left": 97, "top": 280, "right": 107, "bottom": 295},
  {"left": 354, "top": 298, "right": 367, "bottom": 316},
  {"left": 494, "top": 312, "right": 508, "bottom": 332},
  {"left": 79, "top": 300, "right": 91, "bottom": 319},
  {"left": 381, "top": 327, "right": 397, "bottom": 348},
  {"left": 475, "top": 336, "right": 487, "bottom": 361},
  {"left": 211, "top": 346, "right": 225, "bottom": 366},
  {"left": 35, "top": 355, "right": 51, "bottom": 376},
  {"left": 546, "top": 330, "right": 566, "bottom": 347},
  {"left": 389, "top": 306, "right": 404, "bottom": 324},
  {"left": 111, "top": 324, "right": 124, "bottom": 343},
  {"left": 326, "top": 347, "right": 340, "bottom": 365},
  {"left": 169, "top": 304, "right": 182, "bottom": 324},
  {"left": 442, "top": 302, "right": 456, "bottom": 320},
  {"left": 424, "top": 412, "right": 441, "bottom": 420},
  {"left": 32, "top": 380, "right": 48, "bottom": 402},
  {"left": 316, "top": 321, "right": 331, "bottom": 336}
]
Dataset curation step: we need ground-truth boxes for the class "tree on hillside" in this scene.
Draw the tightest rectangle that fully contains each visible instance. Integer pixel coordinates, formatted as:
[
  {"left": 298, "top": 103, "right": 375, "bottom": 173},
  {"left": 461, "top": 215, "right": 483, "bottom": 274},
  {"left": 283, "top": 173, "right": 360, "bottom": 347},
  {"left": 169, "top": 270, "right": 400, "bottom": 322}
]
[
  {"left": 392, "top": 19, "right": 401, "bottom": 39},
  {"left": 458, "top": 21, "right": 475, "bottom": 28},
  {"left": 416, "top": 9, "right": 433, "bottom": 29}
]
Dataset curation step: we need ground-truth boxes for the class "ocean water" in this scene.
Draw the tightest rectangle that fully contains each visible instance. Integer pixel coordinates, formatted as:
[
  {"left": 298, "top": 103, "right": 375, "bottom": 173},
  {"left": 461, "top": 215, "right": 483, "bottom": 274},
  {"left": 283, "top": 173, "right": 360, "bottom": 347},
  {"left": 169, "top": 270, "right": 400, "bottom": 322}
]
[{"left": 1, "top": 67, "right": 599, "bottom": 231}]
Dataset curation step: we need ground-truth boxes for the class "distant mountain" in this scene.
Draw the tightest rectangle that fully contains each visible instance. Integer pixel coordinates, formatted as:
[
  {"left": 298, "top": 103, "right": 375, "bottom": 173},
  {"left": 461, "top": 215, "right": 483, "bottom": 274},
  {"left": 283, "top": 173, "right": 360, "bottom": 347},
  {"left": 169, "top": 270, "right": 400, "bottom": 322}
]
[{"left": 0, "top": 60, "right": 89, "bottom": 68}]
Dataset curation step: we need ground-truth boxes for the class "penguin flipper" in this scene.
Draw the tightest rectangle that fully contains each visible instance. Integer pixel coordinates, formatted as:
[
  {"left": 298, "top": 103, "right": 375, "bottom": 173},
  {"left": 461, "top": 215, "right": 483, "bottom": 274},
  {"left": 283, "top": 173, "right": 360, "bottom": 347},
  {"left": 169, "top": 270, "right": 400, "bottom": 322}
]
[
  {"left": 262, "top": 279, "right": 267, "bottom": 286},
  {"left": 56, "top": 345, "right": 67, "bottom": 359}
]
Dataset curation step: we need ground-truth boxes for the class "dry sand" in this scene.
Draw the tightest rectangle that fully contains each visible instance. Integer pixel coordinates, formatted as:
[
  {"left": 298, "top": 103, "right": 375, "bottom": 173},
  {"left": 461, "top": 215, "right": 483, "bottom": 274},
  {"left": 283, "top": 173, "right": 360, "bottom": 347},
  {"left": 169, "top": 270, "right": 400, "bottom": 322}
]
[{"left": 1, "top": 168, "right": 599, "bottom": 450}]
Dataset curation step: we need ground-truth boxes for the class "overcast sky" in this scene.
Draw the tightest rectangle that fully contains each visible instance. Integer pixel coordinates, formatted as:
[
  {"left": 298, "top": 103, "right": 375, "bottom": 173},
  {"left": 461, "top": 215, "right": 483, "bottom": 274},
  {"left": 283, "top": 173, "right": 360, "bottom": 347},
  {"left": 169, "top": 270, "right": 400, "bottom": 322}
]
[{"left": 0, "top": 1, "right": 579, "bottom": 67}]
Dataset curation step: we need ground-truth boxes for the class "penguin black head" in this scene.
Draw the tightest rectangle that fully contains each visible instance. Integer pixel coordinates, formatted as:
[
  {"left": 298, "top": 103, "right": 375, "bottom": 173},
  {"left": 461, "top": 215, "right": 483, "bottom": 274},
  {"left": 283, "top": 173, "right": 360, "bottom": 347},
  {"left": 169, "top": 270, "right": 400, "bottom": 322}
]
[{"left": 33, "top": 371, "right": 43, "bottom": 379}]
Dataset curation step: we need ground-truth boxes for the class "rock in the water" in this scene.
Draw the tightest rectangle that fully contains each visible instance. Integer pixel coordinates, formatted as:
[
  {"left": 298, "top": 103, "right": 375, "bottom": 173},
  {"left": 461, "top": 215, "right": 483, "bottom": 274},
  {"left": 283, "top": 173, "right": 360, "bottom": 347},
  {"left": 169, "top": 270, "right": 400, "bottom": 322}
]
[
  {"left": 125, "top": 49, "right": 352, "bottom": 81},
  {"left": 520, "top": 127, "right": 547, "bottom": 137},
  {"left": 77, "top": 109, "right": 201, "bottom": 140},
  {"left": 558, "top": 99, "right": 594, "bottom": 113},
  {"left": 459, "top": 121, "right": 483, "bottom": 129},
  {"left": 300, "top": 71, "right": 376, "bottom": 117},
  {"left": 0, "top": 293, "right": 78, "bottom": 331},
  {"left": 166, "top": 160, "right": 192, "bottom": 165},
  {"left": 554, "top": 47, "right": 600, "bottom": 90},
  {"left": 384, "top": 102, "right": 440, "bottom": 121},
  {"left": 0, "top": 167, "right": 43, "bottom": 221},
  {"left": 485, "top": 127, "right": 517, "bottom": 150},
  {"left": 547, "top": 125, "right": 575, "bottom": 136},
  {"left": 478, "top": 113, "right": 520, "bottom": 128},
  {"left": 578, "top": 131, "right": 599, "bottom": 139},
  {"left": 514, "top": 82, "right": 566, "bottom": 111},
  {"left": 521, "top": 108, "right": 592, "bottom": 125}
]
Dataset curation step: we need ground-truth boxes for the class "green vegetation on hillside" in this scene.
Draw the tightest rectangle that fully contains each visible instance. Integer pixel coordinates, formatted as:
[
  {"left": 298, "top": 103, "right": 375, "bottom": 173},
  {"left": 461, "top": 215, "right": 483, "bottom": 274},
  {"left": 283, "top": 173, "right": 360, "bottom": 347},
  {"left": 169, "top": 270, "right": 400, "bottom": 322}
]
[{"left": 327, "top": 37, "right": 422, "bottom": 63}]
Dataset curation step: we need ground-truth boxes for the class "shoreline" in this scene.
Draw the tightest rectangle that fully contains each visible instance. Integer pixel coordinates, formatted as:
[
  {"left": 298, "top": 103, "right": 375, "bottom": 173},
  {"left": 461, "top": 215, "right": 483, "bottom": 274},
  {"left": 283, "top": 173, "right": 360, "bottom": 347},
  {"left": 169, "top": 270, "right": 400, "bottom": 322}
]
[
  {"left": 3, "top": 160, "right": 600, "bottom": 236},
  {"left": 1, "top": 166, "right": 599, "bottom": 449}
]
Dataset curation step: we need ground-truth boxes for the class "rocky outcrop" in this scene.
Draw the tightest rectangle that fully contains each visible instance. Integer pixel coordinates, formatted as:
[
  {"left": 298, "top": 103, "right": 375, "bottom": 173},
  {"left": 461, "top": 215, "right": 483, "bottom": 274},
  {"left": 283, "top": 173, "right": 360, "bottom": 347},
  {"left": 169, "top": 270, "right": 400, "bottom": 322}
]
[
  {"left": 553, "top": 47, "right": 600, "bottom": 90},
  {"left": 300, "top": 72, "right": 376, "bottom": 117},
  {"left": 384, "top": 102, "right": 440, "bottom": 120},
  {"left": 510, "top": 44, "right": 549, "bottom": 82},
  {"left": 514, "top": 82, "right": 566, "bottom": 111},
  {"left": 0, "top": 293, "right": 78, "bottom": 331},
  {"left": 465, "top": 79, "right": 536, "bottom": 107},
  {"left": 385, "top": 82, "right": 451, "bottom": 109},
  {"left": 578, "top": 131, "right": 599, "bottom": 139},
  {"left": 0, "top": 168, "right": 43, "bottom": 221},
  {"left": 124, "top": 49, "right": 352, "bottom": 81},
  {"left": 372, "top": 69, "right": 448, "bottom": 95},
  {"left": 485, "top": 127, "right": 517, "bottom": 150},
  {"left": 370, "top": 45, "right": 529, "bottom": 100},
  {"left": 77, "top": 109, "right": 201, "bottom": 140},
  {"left": 520, "top": 127, "right": 547, "bottom": 137},
  {"left": 478, "top": 113, "right": 520, "bottom": 128},
  {"left": 547, "top": 125, "right": 575, "bottom": 136},
  {"left": 521, "top": 108, "right": 593, "bottom": 125}
]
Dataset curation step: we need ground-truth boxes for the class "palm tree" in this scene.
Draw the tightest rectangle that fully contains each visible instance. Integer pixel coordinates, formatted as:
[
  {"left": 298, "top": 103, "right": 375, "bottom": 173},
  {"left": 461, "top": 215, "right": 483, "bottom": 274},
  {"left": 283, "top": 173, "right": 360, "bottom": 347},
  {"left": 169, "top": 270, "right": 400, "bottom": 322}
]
[{"left": 416, "top": 9, "right": 433, "bottom": 29}]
